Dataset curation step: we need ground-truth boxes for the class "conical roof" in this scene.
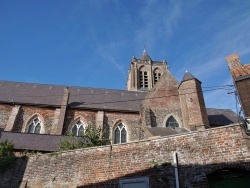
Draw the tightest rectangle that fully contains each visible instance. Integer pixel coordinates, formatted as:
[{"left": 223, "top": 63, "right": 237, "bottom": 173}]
[{"left": 141, "top": 49, "right": 152, "bottom": 61}]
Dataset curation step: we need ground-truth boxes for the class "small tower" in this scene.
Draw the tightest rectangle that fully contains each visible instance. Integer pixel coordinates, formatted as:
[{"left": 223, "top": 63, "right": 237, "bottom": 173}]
[
  {"left": 178, "top": 71, "right": 209, "bottom": 131},
  {"left": 126, "top": 49, "right": 167, "bottom": 91}
]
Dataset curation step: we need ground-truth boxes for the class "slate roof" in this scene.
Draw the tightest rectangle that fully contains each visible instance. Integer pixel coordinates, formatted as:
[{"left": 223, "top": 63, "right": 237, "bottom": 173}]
[
  {"left": 0, "top": 80, "right": 147, "bottom": 112},
  {"left": 141, "top": 49, "right": 152, "bottom": 61},
  {"left": 206, "top": 108, "right": 239, "bottom": 127},
  {"left": 180, "top": 71, "right": 201, "bottom": 83},
  {"left": 0, "top": 131, "right": 76, "bottom": 151}
]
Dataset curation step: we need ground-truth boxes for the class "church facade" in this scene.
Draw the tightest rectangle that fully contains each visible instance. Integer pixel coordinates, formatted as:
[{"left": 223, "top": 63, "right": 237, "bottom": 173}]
[
  {"left": 1, "top": 51, "right": 250, "bottom": 188},
  {"left": 0, "top": 50, "right": 237, "bottom": 151}
]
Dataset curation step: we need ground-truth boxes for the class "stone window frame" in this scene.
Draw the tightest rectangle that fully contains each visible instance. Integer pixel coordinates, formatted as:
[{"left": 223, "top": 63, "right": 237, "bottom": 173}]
[
  {"left": 112, "top": 120, "right": 129, "bottom": 144},
  {"left": 69, "top": 116, "right": 88, "bottom": 137},
  {"left": 139, "top": 66, "right": 149, "bottom": 89},
  {"left": 153, "top": 67, "right": 161, "bottom": 84},
  {"left": 23, "top": 113, "right": 45, "bottom": 134},
  {"left": 163, "top": 114, "right": 181, "bottom": 129}
]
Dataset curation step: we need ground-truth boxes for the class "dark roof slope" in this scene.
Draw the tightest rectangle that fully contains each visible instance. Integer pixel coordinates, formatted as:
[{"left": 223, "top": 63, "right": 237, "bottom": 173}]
[
  {"left": 206, "top": 108, "right": 239, "bottom": 126},
  {"left": 0, "top": 80, "right": 147, "bottom": 112},
  {"left": 141, "top": 49, "right": 152, "bottom": 61},
  {"left": 0, "top": 131, "right": 73, "bottom": 151},
  {"left": 180, "top": 71, "right": 201, "bottom": 83}
]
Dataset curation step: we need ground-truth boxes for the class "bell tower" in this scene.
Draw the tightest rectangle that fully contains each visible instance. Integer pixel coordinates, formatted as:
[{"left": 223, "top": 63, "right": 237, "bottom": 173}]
[{"left": 126, "top": 49, "right": 167, "bottom": 91}]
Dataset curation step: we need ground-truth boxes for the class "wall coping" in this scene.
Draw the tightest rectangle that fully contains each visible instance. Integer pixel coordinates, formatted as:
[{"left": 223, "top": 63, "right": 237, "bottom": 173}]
[{"left": 30, "top": 123, "right": 242, "bottom": 158}]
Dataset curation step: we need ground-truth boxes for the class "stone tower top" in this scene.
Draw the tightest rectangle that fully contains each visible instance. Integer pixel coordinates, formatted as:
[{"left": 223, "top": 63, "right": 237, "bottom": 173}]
[
  {"left": 126, "top": 49, "right": 167, "bottom": 91},
  {"left": 141, "top": 49, "right": 152, "bottom": 61}
]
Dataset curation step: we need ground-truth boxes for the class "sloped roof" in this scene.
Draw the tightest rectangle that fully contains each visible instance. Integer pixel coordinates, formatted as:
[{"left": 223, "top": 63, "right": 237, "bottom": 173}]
[
  {"left": 141, "top": 49, "right": 152, "bottom": 61},
  {"left": 230, "top": 64, "right": 250, "bottom": 79},
  {"left": 0, "top": 80, "right": 147, "bottom": 112},
  {"left": 0, "top": 131, "right": 75, "bottom": 151},
  {"left": 180, "top": 71, "right": 201, "bottom": 83},
  {"left": 206, "top": 108, "right": 239, "bottom": 126}
]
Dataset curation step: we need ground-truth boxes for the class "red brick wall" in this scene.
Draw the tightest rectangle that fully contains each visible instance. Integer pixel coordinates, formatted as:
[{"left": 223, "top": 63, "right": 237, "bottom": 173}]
[
  {"left": 179, "top": 79, "right": 209, "bottom": 130},
  {"left": 13, "top": 106, "right": 56, "bottom": 133},
  {"left": 18, "top": 124, "right": 250, "bottom": 188},
  {"left": 235, "top": 78, "right": 250, "bottom": 117}
]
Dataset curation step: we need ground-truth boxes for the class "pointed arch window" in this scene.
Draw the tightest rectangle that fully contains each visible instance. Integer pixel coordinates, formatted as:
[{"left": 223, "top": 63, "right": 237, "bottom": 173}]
[
  {"left": 28, "top": 117, "right": 42, "bottom": 134},
  {"left": 72, "top": 120, "right": 86, "bottom": 136},
  {"left": 166, "top": 116, "right": 179, "bottom": 129},
  {"left": 153, "top": 68, "right": 161, "bottom": 85},
  {"left": 114, "top": 123, "right": 127, "bottom": 144}
]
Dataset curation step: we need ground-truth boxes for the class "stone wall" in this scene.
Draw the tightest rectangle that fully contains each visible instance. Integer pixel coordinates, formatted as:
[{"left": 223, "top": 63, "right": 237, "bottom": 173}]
[
  {"left": 0, "top": 104, "right": 12, "bottom": 130},
  {"left": 0, "top": 104, "right": 142, "bottom": 142},
  {"left": 11, "top": 124, "right": 250, "bottom": 188},
  {"left": 141, "top": 70, "right": 183, "bottom": 127}
]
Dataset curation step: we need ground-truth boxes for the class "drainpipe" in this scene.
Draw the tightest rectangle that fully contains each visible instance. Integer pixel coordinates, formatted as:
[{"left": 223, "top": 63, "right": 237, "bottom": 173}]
[{"left": 173, "top": 152, "right": 179, "bottom": 188}]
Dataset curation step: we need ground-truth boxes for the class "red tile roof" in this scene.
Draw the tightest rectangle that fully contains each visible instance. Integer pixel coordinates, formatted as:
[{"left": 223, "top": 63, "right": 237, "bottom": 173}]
[{"left": 230, "top": 64, "right": 250, "bottom": 78}]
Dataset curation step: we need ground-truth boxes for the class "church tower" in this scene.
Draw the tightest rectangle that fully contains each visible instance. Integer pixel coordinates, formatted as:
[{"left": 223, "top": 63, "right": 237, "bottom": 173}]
[{"left": 126, "top": 49, "right": 167, "bottom": 91}]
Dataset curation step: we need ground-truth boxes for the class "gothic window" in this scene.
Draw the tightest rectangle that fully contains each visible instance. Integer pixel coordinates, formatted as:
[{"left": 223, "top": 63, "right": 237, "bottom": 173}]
[
  {"left": 139, "top": 71, "right": 148, "bottom": 89},
  {"left": 154, "top": 68, "right": 161, "bottom": 84},
  {"left": 114, "top": 123, "right": 127, "bottom": 144},
  {"left": 72, "top": 120, "right": 86, "bottom": 136},
  {"left": 166, "top": 116, "right": 179, "bottom": 129},
  {"left": 28, "top": 117, "right": 42, "bottom": 134}
]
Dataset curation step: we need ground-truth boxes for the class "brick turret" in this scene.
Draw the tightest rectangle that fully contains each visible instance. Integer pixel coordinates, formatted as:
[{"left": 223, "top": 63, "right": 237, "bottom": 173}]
[{"left": 178, "top": 71, "right": 209, "bottom": 131}]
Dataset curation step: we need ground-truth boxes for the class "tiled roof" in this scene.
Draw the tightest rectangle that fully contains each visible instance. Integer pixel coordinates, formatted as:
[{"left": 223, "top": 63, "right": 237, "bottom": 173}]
[
  {"left": 0, "top": 80, "right": 147, "bottom": 112},
  {"left": 206, "top": 108, "right": 239, "bottom": 126},
  {"left": 230, "top": 64, "right": 250, "bottom": 79}
]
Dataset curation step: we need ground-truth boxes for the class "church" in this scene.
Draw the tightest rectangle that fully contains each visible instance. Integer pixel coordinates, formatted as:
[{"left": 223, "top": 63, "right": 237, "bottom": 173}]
[
  {"left": 2, "top": 51, "right": 250, "bottom": 188},
  {"left": 0, "top": 49, "right": 237, "bottom": 152}
]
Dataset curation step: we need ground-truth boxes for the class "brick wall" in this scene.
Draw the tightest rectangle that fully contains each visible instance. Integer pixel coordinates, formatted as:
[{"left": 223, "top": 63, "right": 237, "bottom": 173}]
[
  {"left": 235, "top": 78, "right": 250, "bottom": 117},
  {"left": 13, "top": 106, "right": 56, "bottom": 133},
  {"left": 179, "top": 78, "right": 209, "bottom": 130},
  {"left": 11, "top": 124, "right": 250, "bottom": 188},
  {"left": 104, "top": 112, "right": 142, "bottom": 142},
  {"left": 141, "top": 70, "right": 183, "bottom": 127}
]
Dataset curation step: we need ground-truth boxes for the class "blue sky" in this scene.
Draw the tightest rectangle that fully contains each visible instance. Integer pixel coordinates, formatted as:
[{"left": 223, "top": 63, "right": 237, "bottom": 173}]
[{"left": 0, "top": 0, "right": 250, "bottom": 111}]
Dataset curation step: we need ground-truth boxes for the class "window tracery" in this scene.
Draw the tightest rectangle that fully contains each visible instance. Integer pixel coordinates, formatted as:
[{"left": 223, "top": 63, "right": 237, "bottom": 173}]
[
  {"left": 114, "top": 123, "right": 127, "bottom": 144},
  {"left": 27, "top": 117, "right": 42, "bottom": 134},
  {"left": 72, "top": 120, "right": 86, "bottom": 136}
]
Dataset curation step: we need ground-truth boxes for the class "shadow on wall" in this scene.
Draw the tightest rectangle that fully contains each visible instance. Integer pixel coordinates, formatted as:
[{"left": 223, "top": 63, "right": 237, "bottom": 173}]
[
  {"left": 0, "top": 156, "right": 28, "bottom": 188},
  {"left": 76, "top": 162, "right": 250, "bottom": 188}
]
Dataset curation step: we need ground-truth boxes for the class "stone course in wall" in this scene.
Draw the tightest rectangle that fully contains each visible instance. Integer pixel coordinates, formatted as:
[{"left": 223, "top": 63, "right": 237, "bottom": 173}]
[{"left": 3, "top": 124, "right": 248, "bottom": 188}]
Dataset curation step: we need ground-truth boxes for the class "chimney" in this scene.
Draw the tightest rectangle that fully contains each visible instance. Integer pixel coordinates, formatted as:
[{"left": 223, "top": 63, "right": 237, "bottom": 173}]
[{"left": 226, "top": 53, "right": 241, "bottom": 70}]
